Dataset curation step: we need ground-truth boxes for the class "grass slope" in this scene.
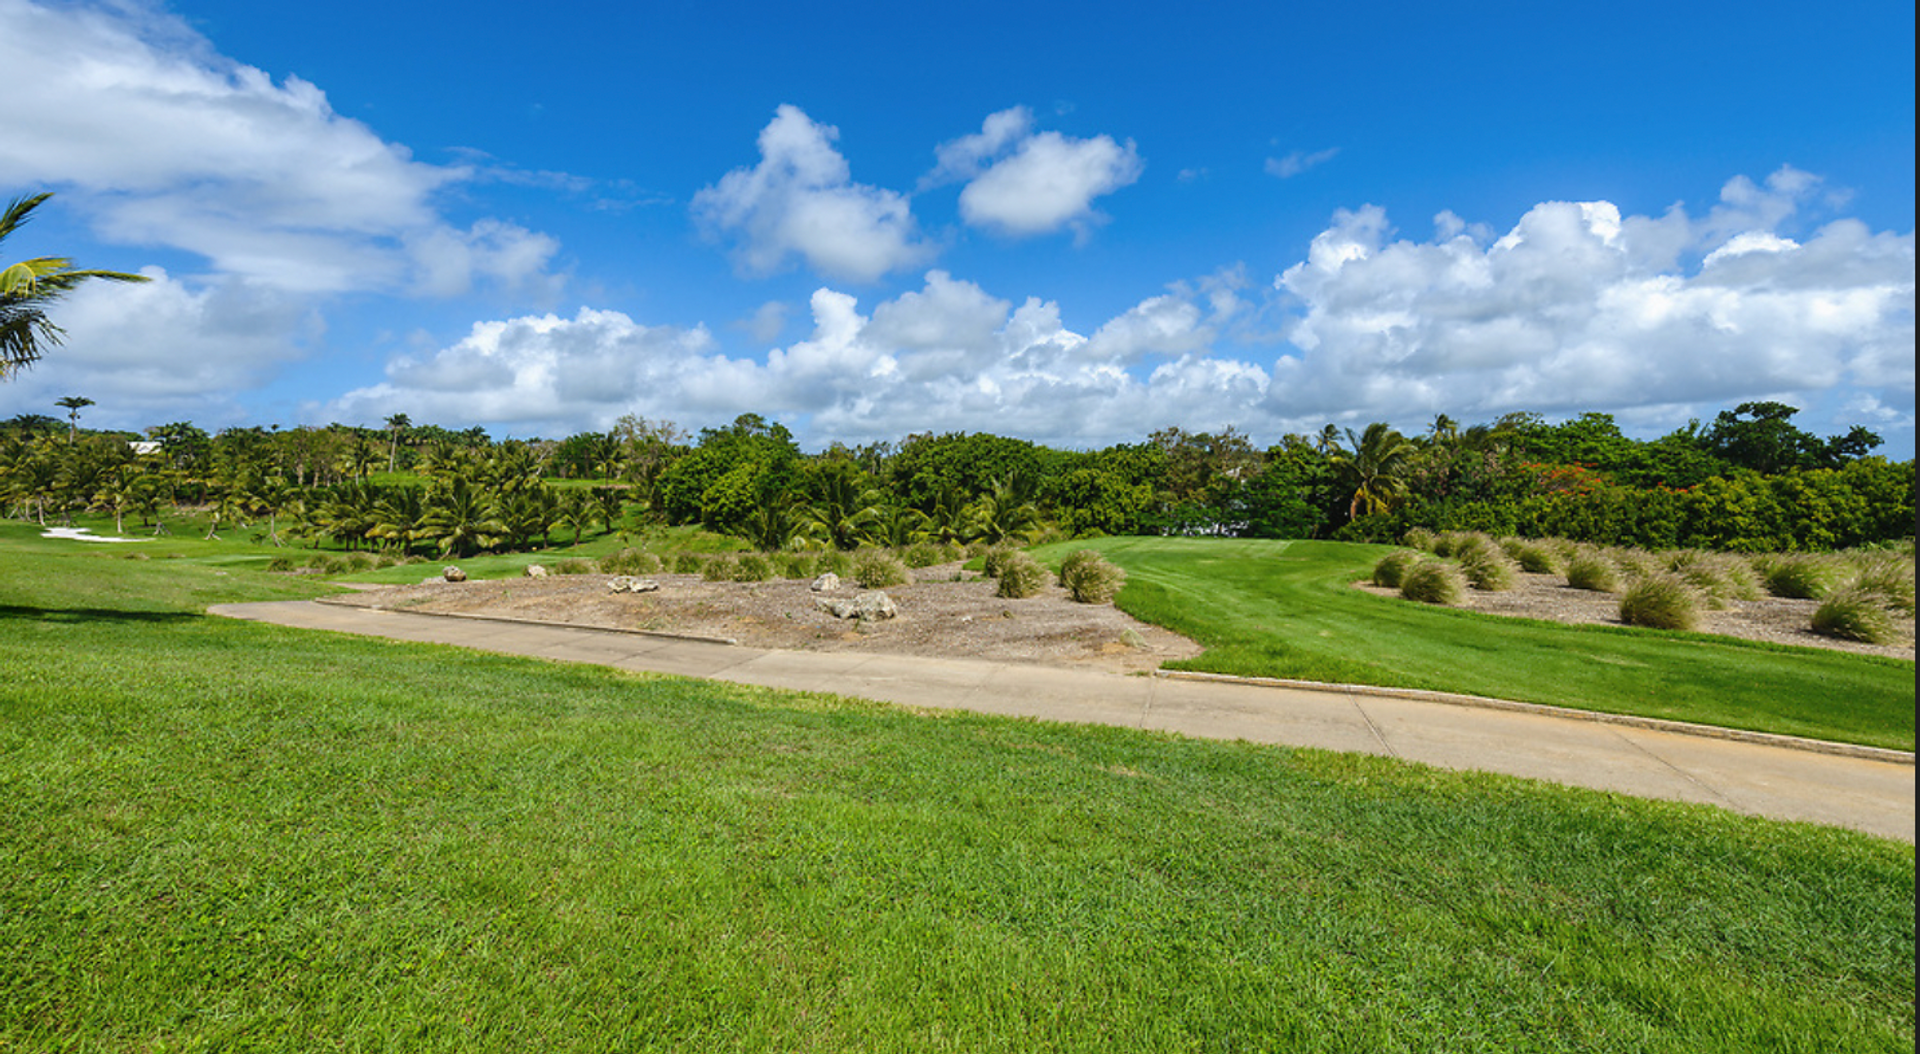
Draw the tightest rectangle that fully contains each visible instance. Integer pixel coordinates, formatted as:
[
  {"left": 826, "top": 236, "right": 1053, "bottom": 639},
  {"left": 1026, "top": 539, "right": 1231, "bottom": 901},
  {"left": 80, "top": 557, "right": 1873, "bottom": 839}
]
[
  {"left": 1, "top": 531, "right": 1913, "bottom": 1051},
  {"left": 1037, "top": 538, "right": 1915, "bottom": 752}
]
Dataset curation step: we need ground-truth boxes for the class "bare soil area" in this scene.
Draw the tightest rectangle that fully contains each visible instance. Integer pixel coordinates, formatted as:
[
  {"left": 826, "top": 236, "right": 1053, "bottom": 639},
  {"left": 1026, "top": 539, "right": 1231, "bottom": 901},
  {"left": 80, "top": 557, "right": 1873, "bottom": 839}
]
[
  {"left": 328, "top": 562, "right": 1202, "bottom": 674},
  {"left": 1354, "top": 573, "right": 1916, "bottom": 661}
]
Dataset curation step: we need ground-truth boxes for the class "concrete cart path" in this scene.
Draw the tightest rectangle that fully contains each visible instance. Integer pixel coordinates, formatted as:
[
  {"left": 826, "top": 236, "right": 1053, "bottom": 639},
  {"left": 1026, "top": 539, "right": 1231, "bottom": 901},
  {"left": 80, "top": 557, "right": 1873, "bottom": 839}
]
[{"left": 210, "top": 600, "right": 1916, "bottom": 844}]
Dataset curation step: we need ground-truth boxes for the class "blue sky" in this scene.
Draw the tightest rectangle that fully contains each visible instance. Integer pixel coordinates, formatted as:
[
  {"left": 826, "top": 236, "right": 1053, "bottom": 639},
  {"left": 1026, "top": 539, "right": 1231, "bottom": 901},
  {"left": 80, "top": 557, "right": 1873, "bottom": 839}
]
[{"left": 2, "top": 0, "right": 1913, "bottom": 455}]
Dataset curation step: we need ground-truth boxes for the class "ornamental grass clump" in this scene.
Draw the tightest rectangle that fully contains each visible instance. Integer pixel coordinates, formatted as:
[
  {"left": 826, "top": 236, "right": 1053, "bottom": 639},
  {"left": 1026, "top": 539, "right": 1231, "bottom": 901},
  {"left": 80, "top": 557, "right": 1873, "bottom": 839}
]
[
  {"left": 778, "top": 551, "right": 817, "bottom": 579},
  {"left": 1665, "top": 550, "right": 1762, "bottom": 609},
  {"left": 1057, "top": 549, "right": 1126, "bottom": 604},
  {"left": 1810, "top": 588, "right": 1900, "bottom": 645},
  {"left": 1371, "top": 550, "right": 1423, "bottom": 588},
  {"left": 995, "top": 552, "right": 1050, "bottom": 599},
  {"left": 1399, "top": 560, "right": 1467, "bottom": 606},
  {"left": 1617, "top": 574, "right": 1703, "bottom": 632},
  {"left": 1453, "top": 539, "right": 1519, "bottom": 592},
  {"left": 553, "top": 558, "right": 595, "bottom": 575},
  {"left": 671, "top": 552, "right": 704, "bottom": 575},
  {"left": 818, "top": 550, "right": 853, "bottom": 577},
  {"left": 701, "top": 554, "right": 737, "bottom": 582},
  {"left": 981, "top": 547, "right": 1017, "bottom": 579},
  {"left": 601, "top": 548, "right": 662, "bottom": 576},
  {"left": 851, "top": 548, "right": 910, "bottom": 589},
  {"left": 732, "top": 552, "right": 776, "bottom": 582},
  {"left": 1503, "top": 538, "right": 1564, "bottom": 575},
  {"left": 1756, "top": 553, "right": 1844, "bottom": 600},
  {"left": 1402, "top": 527, "right": 1439, "bottom": 552},
  {"left": 902, "top": 541, "right": 948, "bottom": 568},
  {"left": 1563, "top": 549, "right": 1621, "bottom": 593},
  {"left": 1844, "top": 552, "right": 1916, "bottom": 614}
]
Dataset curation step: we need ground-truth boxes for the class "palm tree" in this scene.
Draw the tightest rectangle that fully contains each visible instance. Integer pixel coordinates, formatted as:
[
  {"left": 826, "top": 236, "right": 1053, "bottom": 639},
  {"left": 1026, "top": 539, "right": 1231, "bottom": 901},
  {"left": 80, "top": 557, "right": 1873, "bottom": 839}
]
[
  {"left": 383, "top": 413, "right": 412, "bottom": 474},
  {"left": 56, "top": 396, "right": 93, "bottom": 444},
  {"left": 2, "top": 193, "right": 150, "bottom": 377},
  {"left": 1328, "top": 423, "right": 1416, "bottom": 520},
  {"left": 420, "top": 477, "right": 504, "bottom": 558}
]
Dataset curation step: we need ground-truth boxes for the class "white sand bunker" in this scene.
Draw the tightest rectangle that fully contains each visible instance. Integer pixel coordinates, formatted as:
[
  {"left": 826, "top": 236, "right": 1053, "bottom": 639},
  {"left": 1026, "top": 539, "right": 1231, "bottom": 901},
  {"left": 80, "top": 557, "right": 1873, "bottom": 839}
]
[{"left": 41, "top": 527, "right": 149, "bottom": 543}]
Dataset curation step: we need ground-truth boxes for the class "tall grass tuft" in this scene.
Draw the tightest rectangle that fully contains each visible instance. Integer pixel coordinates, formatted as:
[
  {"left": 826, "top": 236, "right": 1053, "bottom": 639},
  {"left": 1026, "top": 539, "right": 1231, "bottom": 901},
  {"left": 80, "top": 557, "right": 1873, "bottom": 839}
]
[
  {"left": 1371, "top": 550, "right": 1423, "bottom": 588},
  {"left": 1564, "top": 548, "right": 1621, "bottom": 593},
  {"left": 901, "top": 541, "right": 949, "bottom": 568},
  {"left": 1453, "top": 536, "right": 1519, "bottom": 591},
  {"left": 851, "top": 548, "right": 910, "bottom": 589},
  {"left": 778, "top": 551, "right": 818, "bottom": 580},
  {"left": 1057, "top": 549, "right": 1126, "bottom": 604},
  {"left": 732, "top": 552, "right": 776, "bottom": 582},
  {"left": 995, "top": 552, "right": 1050, "bottom": 598},
  {"left": 1811, "top": 588, "right": 1900, "bottom": 644},
  {"left": 601, "top": 548, "right": 662, "bottom": 576},
  {"left": 1756, "top": 553, "right": 1844, "bottom": 600},
  {"left": 701, "top": 554, "right": 737, "bottom": 581},
  {"left": 981, "top": 547, "right": 1017, "bottom": 579},
  {"left": 1502, "top": 538, "right": 1564, "bottom": 575},
  {"left": 1399, "top": 560, "right": 1467, "bottom": 605},
  {"left": 1617, "top": 574, "right": 1702, "bottom": 631},
  {"left": 671, "top": 552, "right": 704, "bottom": 575},
  {"left": 1845, "top": 552, "right": 1916, "bottom": 614},
  {"left": 818, "top": 550, "right": 853, "bottom": 578},
  {"left": 1402, "top": 527, "right": 1439, "bottom": 552},
  {"left": 553, "top": 558, "right": 595, "bottom": 575}
]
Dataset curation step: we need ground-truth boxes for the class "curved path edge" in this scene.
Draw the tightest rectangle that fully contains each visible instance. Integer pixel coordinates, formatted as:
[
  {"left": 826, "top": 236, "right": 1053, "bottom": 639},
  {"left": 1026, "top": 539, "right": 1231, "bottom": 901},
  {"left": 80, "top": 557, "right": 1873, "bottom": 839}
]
[{"left": 209, "top": 600, "right": 1916, "bottom": 844}]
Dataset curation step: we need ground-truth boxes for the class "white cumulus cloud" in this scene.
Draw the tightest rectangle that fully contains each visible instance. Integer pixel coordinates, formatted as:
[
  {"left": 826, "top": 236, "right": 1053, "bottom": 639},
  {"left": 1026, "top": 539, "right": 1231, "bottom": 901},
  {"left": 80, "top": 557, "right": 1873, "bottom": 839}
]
[
  {"left": 692, "top": 105, "right": 932, "bottom": 282},
  {"left": 930, "top": 107, "right": 1144, "bottom": 237}
]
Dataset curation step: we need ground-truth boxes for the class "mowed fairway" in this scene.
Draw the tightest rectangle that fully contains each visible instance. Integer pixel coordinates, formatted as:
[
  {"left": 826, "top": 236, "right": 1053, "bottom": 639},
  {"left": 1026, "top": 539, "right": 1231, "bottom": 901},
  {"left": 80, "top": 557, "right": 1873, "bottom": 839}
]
[
  {"left": 1, "top": 534, "right": 1913, "bottom": 1052},
  {"left": 1043, "top": 538, "right": 1916, "bottom": 752}
]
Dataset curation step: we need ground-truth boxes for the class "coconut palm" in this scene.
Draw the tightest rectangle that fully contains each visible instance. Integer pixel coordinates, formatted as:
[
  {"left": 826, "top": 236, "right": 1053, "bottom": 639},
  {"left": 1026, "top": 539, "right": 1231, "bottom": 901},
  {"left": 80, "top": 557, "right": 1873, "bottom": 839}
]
[
  {"left": 1329, "top": 422, "right": 1417, "bottom": 520},
  {"left": 2, "top": 194, "right": 150, "bottom": 377},
  {"left": 383, "top": 413, "right": 412, "bottom": 473},
  {"left": 56, "top": 396, "right": 93, "bottom": 444}
]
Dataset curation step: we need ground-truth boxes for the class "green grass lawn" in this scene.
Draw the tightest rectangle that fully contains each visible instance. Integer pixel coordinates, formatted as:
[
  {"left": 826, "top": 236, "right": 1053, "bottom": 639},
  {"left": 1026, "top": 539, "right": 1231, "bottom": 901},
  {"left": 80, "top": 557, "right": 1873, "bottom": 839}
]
[
  {"left": 1, "top": 529, "right": 1914, "bottom": 1051},
  {"left": 1032, "top": 538, "right": 1916, "bottom": 752}
]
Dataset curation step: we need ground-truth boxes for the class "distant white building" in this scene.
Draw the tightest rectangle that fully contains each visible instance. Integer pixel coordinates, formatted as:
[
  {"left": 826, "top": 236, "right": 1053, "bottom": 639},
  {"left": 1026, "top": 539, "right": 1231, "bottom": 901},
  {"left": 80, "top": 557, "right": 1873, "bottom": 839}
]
[{"left": 129, "top": 441, "right": 161, "bottom": 456}]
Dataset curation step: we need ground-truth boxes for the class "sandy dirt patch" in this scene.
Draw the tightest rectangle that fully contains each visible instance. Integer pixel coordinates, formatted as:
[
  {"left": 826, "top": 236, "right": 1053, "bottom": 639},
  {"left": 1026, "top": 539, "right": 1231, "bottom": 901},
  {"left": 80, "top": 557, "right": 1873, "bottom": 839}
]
[
  {"left": 1354, "top": 571, "right": 1915, "bottom": 661},
  {"left": 327, "top": 562, "right": 1202, "bottom": 674}
]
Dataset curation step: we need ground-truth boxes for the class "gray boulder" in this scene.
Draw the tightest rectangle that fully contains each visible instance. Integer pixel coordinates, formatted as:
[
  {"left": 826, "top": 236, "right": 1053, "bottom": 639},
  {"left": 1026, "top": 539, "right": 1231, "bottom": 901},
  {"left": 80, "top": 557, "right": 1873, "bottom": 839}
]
[
  {"left": 442, "top": 566, "right": 467, "bottom": 582},
  {"left": 810, "top": 572, "right": 841, "bottom": 592},
  {"left": 608, "top": 576, "right": 660, "bottom": 594},
  {"left": 815, "top": 590, "right": 896, "bottom": 622}
]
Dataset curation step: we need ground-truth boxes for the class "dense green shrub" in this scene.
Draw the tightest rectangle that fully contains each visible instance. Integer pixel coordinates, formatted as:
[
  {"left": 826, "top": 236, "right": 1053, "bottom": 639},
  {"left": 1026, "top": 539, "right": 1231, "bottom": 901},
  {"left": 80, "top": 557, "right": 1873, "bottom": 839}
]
[
  {"left": 851, "top": 548, "right": 910, "bottom": 589},
  {"left": 1057, "top": 549, "right": 1126, "bottom": 603},
  {"left": 1618, "top": 574, "right": 1702, "bottom": 631},
  {"left": 670, "top": 552, "right": 704, "bottom": 575},
  {"left": 1811, "top": 589, "right": 1899, "bottom": 644},
  {"left": 553, "top": 558, "right": 595, "bottom": 575},
  {"left": 1563, "top": 549, "right": 1621, "bottom": 593},
  {"left": 1399, "top": 561, "right": 1467, "bottom": 606},
  {"left": 265, "top": 555, "right": 299, "bottom": 572},
  {"left": 995, "top": 552, "right": 1050, "bottom": 599},
  {"left": 701, "top": 554, "right": 737, "bottom": 581},
  {"left": 1371, "top": 550, "right": 1422, "bottom": 588}
]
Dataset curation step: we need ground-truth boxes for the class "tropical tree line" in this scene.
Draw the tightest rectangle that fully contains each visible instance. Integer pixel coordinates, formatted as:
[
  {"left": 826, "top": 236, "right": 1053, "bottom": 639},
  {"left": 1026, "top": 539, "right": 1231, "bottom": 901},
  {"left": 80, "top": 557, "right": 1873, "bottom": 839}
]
[{"left": 0, "top": 401, "right": 1910, "bottom": 557}]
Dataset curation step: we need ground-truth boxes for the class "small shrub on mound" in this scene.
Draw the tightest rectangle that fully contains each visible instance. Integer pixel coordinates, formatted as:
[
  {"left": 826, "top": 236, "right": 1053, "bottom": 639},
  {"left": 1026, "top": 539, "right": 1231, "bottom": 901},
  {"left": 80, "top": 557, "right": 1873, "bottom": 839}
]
[
  {"left": 600, "top": 548, "right": 662, "bottom": 576},
  {"left": 1371, "top": 550, "right": 1423, "bottom": 588},
  {"left": 1564, "top": 549, "right": 1621, "bottom": 593},
  {"left": 778, "top": 552, "right": 817, "bottom": 579},
  {"left": 901, "top": 541, "right": 948, "bottom": 568},
  {"left": 851, "top": 548, "right": 910, "bottom": 589},
  {"left": 1757, "top": 554, "right": 1843, "bottom": 600},
  {"left": 1430, "top": 531, "right": 1478, "bottom": 558},
  {"left": 1402, "top": 527, "right": 1439, "bottom": 552},
  {"left": 670, "top": 552, "right": 704, "bottom": 575},
  {"left": 701, "top": 554, "right": 737, "bottom": 582},
  {"left": 732, "top": 552, "right": 776, "bottom": 582},
  {"left": 1607, "top": 547, "right": 1660, "bottom": 583},
  {"left": 995, "top": 552, "right": 1050, "bottom": 599},
  {"left": 1666, "top": 550, "right": 1763, "bottom": 608},
  {"left": 1399, "top": 560, "right": 1467, "bottom": 605},
  {"left": 553, "top": 558, "right": 595, "bottom": 575},
  {"left": 1844, "top": 553, "right": 1916, "bottom": 614},
  {"left": 265, "top": 555, "right": 299, "bottom": 572},
  {"left": 1057, "top": 549, "right": 1126, "bottom": 603},
  {"left": 1618, "top": 574, "right": 1702, "bottom": 632},
  {"left": 1811, "top": 589, "right": 1900, "bottom": 644}
]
